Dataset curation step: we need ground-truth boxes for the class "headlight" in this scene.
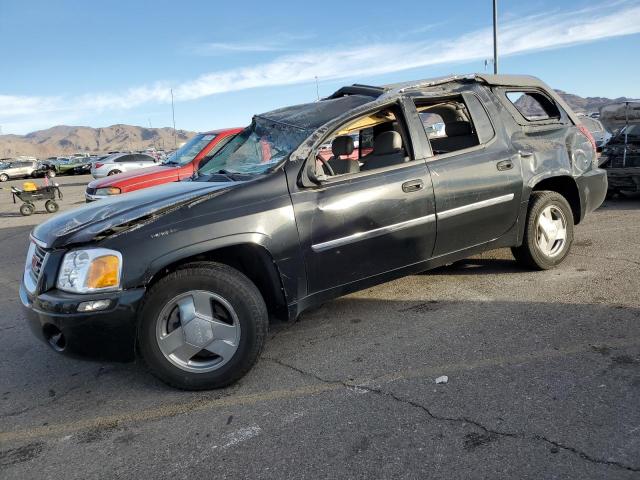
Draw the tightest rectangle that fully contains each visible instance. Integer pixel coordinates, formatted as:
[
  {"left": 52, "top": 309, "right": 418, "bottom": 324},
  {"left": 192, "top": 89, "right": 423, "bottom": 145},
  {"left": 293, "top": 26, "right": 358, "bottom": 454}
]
[
  {"left": 95, "top": 187, "right": 121, "bottom": 196},
  {"left": 57, "top": 248, "right": 122, "bottom": 293}
]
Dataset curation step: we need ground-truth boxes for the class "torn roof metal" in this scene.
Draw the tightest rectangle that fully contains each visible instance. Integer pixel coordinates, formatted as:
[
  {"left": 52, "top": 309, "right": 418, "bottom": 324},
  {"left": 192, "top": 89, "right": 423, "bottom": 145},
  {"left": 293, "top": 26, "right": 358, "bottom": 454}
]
[
  {"left": 382, "top": 73, "right": 581, "bottom": 124},
  {"left": 259, "top": 73, "right": 581, "bottom": 131}
]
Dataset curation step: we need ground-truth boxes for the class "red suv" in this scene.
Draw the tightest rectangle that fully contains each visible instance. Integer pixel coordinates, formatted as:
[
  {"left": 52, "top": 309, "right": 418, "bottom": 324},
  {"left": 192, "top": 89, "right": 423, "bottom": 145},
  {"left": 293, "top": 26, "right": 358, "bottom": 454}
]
[{"left": 85, "top": 128, "right": 241, "bottom": 201}]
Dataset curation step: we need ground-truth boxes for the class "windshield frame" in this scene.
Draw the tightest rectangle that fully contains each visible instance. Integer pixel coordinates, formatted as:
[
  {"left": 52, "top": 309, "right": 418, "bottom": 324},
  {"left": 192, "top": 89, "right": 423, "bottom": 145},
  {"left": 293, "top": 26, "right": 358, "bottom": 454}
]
[{"left": 196, "top": 117, "right": 312, "bottom": 179}]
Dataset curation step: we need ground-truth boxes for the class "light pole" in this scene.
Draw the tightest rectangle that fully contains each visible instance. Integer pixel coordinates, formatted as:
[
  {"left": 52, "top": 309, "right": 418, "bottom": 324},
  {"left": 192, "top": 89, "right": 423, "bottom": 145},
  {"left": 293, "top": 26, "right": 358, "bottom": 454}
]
[
  {"left": 492, "top": 0, "right": 499, "bottom": 74},
  {"left": 170, "top": 88, "right": 177, "bottom": 149}
]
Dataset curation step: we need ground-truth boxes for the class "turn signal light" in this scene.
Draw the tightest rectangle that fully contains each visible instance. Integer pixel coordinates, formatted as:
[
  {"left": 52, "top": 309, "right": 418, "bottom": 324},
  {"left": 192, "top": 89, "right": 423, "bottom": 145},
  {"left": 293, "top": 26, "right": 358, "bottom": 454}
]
[{"left": 86, "top": 255, "right": 120, "bottom": 289}]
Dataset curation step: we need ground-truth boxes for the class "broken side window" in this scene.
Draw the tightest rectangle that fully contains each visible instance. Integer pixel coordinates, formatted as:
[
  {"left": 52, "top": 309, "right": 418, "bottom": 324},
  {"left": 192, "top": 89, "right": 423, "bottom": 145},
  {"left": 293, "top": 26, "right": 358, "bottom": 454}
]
[{"left": 506, "top": 91, "right": 561, "bottom": 122}]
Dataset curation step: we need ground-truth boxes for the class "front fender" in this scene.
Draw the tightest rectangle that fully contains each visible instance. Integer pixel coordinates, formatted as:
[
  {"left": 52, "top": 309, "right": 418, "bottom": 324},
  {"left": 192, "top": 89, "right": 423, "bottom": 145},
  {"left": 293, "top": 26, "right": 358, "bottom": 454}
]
[{"left": 144, "top": 232, "right": 273, "bottom": 284}]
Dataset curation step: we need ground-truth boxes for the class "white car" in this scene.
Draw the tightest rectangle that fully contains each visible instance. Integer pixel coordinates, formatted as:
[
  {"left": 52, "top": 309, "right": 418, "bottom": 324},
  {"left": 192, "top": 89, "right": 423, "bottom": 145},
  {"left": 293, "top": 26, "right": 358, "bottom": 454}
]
[
  {"left": 91, "top": 153, "right": 158, "bottom": 178},
  {"left": 0, "top": 160, "right": 38, "bottom": 181}
]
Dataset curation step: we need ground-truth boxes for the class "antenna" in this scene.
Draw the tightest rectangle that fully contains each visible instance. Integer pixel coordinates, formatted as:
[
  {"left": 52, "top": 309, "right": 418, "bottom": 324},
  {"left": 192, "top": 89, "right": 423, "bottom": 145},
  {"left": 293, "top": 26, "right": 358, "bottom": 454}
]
[{"left": 171, "top": 88, "right": 177, "bottom": 149}]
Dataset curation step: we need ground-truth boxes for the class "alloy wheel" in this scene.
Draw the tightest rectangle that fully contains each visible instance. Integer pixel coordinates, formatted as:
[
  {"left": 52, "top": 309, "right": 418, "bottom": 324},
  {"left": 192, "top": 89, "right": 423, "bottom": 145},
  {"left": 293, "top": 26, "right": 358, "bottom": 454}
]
[
  {"left": 536, "top": 205, "right": 567, "bottom": 258},
  {"left": 155, "top": 290, "right": 241, "bottom": 373}
]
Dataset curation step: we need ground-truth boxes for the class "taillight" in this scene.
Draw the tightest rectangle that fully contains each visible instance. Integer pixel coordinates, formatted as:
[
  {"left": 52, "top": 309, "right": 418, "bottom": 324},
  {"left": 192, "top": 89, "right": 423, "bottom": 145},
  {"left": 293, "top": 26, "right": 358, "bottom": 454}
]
[
  {"left": 577, "top": 125, "right": 597, "bottom": 153},
  {"left": 95, "top": 162, "right": 104, "bottom": 169},
  {"left": 576, "top": 124, "right": 598, "bottom": 169}
]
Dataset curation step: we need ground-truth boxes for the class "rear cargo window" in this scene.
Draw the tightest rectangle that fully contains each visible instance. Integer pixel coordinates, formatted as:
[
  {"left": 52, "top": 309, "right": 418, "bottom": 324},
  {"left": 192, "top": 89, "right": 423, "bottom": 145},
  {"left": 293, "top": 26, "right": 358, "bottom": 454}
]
[{"left": 505, "top": 91, "right": 561, "bottom": 121}]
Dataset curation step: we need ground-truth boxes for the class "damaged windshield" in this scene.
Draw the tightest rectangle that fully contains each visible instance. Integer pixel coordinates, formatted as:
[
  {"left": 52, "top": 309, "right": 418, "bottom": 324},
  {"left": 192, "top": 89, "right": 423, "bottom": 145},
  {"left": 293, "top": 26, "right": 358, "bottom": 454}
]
[
  {"left": 163, "top": 133, "right": 216, "bottom": 166},
  {"left": 197, "top": 117, "right": 311, "bottom": 178}
]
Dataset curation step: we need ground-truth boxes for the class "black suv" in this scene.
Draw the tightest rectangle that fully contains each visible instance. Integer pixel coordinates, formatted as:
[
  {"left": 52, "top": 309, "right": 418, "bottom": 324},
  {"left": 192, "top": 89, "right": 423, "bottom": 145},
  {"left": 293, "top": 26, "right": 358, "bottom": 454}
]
[{"left": 21, "top": 74, "right": 607, "bottom": 390}]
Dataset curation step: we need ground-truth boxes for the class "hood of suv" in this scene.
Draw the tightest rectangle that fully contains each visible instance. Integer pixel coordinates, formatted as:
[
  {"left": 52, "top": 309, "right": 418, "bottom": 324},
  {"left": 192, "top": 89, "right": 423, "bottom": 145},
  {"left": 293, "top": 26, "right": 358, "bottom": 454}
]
[{"left": 33, "top": 180, "right": 237, "bottom": 248}]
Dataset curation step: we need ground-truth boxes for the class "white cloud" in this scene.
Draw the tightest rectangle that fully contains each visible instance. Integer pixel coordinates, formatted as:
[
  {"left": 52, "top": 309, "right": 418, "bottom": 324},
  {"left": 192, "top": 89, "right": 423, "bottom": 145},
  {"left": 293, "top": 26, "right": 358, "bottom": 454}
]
[
  {"left": 3, "top": 1, "right": 640, "bottom": 134},
  {"left": 192, "top": 41, "right": 289, "bottom": 54},
  {"left": 188, "top": 33, "right": 314, "bottom": 55}
]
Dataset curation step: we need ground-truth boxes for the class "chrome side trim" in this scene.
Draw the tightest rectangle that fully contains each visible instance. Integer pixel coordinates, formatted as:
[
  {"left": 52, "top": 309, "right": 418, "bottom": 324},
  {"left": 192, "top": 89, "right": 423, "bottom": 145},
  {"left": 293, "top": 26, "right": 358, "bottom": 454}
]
[
  {"left": 437, "top": 193, "right": 514, "bottom": 220},
  {"left": 312, "top": 214, "right": 436, "bottom": 252}
]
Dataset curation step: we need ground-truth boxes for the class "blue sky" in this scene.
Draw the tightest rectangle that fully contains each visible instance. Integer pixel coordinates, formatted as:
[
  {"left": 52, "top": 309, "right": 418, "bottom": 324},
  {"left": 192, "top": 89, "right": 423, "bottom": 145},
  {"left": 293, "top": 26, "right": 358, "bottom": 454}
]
[{"left": 1, "top": 0, "right": 639, "bottom": 134}]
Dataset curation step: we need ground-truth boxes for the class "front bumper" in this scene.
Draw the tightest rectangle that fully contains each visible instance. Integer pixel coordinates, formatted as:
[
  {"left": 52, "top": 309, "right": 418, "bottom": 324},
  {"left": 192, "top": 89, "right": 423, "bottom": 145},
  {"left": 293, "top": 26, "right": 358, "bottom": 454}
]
[
  {"left": 20, "top": 282, "right": 145, "bottom": 361},
  {"left": 576, "top": 168, "right": 607, "bottom": 222},
  {"left": 85, "top": 192, "right": 106, "bottom": 202}
]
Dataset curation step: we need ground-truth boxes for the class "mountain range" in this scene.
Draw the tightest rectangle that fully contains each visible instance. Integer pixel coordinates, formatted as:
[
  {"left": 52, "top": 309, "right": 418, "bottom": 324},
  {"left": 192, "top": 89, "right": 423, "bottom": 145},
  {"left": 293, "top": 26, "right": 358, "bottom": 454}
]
[
  {"left": 0, "top": 125, "right": 195, "bottom": 158},
  {"left": 1, "top": 90, "right": 638, "bottom": 158}
]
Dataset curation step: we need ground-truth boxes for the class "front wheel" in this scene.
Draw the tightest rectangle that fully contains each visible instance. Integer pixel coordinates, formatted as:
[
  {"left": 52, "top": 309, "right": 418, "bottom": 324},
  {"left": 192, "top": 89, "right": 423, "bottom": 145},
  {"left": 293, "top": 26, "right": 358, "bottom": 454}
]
[
  {"left": 512, "top": 191, "right": 574, "bottom": 270},
  {"left": 48, "top": 170, "right": 56, "bottom": 178},
  {"left": 107, "top": 169, "right": 121, "bottom": 176},
  {"left": 0, "top": 174, "right": 8, "bottom": 182},
  {"left": 138, "top": 262, "right": 268, "bottom": 390}
]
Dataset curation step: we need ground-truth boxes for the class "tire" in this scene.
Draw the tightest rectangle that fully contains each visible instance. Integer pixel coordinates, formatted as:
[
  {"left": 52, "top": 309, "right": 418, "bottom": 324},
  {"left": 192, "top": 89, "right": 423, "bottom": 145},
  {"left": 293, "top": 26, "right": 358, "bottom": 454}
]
[
  {"left": 511, "top": 191, "right": 574, "bottom": 270},
  {"left": 48, "top": 170, "right": 56, "bottom": 178},
  {"left": 107, "top": 169, "right": 121, "bottom": 176},
  {"left": 45, "top": 200, "right": 59, "bottom": 213},
  {"left": 20, "top": 203, "right": 34, "bottom": 216},
  {"left": 0, "top": 174, "right": 8, "bottom": 182},
  {"left": 138, "top": 262, "right": 268, "bottom": 390}
]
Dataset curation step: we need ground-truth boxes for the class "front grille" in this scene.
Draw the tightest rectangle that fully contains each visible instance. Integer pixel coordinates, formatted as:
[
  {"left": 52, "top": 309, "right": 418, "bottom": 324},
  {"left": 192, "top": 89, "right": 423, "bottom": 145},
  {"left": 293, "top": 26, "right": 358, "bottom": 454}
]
[{"left": 30, "top": 244, "right": 47, "bottom": 284}]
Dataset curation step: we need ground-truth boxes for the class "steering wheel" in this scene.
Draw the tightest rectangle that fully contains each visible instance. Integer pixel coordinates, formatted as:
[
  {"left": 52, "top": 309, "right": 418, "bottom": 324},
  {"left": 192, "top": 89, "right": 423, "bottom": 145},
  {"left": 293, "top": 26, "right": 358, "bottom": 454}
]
[{"left": 315, "top": 155, "right": 335, "bottom": 177}]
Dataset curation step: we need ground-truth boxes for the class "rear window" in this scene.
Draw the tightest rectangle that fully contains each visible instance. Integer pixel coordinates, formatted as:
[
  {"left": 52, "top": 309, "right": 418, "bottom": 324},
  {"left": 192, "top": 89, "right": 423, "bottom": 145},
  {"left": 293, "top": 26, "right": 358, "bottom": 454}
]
[{"left": 505, "top": 91, "right": 561, "bottom": 121}]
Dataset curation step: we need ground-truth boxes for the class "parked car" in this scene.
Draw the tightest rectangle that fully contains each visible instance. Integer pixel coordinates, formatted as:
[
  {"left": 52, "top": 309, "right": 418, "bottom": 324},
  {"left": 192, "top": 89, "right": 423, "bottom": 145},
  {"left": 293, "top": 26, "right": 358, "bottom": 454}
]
[
  {"left": 0, "top": 160, "right": 38, "bottom": 181},
  {"left": 32, "top": 161, "right": 57, "bottom": 178},
  {"left": 599, "top": 101, "right": 640, "bottom": 195},
  {"left": 53, "top": 157, "right": 92, "bottom": 175},
  {"left": 579, "top": 116, "right": 611, "bottom": 151},
  {"left": 21, "top": 74, "right": 606, "bottom": 390},
  {"left": 90, "top": 152, "right": 158, "bottom": 178},
  {"left": 71, "top": 156, "right": 101, "bottom": 175},
  {"left": 85, "top": 128, "right": 240, "bottom": 201}
]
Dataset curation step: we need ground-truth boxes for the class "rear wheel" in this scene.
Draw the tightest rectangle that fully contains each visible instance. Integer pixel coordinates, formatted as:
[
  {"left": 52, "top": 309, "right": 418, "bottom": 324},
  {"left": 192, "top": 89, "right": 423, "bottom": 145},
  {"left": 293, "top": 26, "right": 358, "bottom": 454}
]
[
  {"left": 19, "top": 203, "right": 34, "bottom": 216},
  {"left": 138, "top": 262, "right": 268, "bottom": 390},
  {"left": 45, "top": 200, "right": 59, "bottom": 213},
  {"left": 48, "top": 170, "right": 56, "bottom": 178},
  {"left": 512, "top": 191, "right": 574, "bottom": 270},
  {"left": 0, "top": 174, "right": 8, "bottom": 182},
  {"left": 107, "top": 169, "right": 121, "bottom": 176}
]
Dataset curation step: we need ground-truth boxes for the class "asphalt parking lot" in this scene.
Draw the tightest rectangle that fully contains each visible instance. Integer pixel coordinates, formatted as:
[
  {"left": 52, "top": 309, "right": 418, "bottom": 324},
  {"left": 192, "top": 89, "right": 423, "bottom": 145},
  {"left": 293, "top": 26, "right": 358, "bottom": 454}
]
[{"left": 0, "top": 174, "right": 638, "bottom": 479}]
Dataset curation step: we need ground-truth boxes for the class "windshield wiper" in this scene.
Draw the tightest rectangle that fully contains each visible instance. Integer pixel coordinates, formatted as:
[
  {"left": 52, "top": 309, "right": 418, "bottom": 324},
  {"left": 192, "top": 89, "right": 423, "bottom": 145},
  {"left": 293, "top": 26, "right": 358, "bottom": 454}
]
[{"left": 198, "top": 169, "right": 258, "bottom": 182}]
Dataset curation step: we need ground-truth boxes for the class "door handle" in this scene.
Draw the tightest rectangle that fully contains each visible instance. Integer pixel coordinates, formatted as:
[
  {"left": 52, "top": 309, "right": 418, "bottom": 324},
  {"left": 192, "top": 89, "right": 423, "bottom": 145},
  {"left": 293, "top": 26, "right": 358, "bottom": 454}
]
[
  {"left": 496, "top": 160, "right": 514, "bottom": 171},
  {"left": 518, "top": 150, "right": 534, "bottom": 158},
  {"left": 402, "top": 179, "right": 424, "bottom": 193}
]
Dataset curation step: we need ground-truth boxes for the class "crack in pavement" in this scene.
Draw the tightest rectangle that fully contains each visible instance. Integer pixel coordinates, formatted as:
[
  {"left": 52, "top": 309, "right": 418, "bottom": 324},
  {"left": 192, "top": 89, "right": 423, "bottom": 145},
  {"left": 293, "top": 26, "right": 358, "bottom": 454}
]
[{"left": 264, "top": 356, "right": 640, "bottom": 473}]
